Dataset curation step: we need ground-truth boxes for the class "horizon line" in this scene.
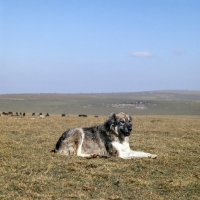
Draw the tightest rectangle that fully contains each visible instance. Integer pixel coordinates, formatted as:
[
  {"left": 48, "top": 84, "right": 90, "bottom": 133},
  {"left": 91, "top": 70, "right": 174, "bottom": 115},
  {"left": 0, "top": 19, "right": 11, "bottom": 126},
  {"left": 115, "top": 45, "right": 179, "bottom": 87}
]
[{"left": 0, "top": 89, "right": 200, "bottom": 95}]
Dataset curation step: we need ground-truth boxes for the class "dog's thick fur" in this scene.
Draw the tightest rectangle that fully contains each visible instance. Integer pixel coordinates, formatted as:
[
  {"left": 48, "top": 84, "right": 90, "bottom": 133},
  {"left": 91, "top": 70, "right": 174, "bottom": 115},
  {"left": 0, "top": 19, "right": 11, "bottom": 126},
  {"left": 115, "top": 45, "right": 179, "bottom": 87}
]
[{"left": 53, "top": 112, "right": 157, "bottom": 159}]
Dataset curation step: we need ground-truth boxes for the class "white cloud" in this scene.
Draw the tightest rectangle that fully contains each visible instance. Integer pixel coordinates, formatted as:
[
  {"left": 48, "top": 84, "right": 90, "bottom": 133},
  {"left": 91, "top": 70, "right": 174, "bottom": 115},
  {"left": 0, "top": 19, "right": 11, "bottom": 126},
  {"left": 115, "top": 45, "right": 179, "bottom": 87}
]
[
  {"left": 173, "top": 49, "right": 186, "bottom": 56},
  {"left": 130, "top": 51, "right": 154, "bottom": 57}
]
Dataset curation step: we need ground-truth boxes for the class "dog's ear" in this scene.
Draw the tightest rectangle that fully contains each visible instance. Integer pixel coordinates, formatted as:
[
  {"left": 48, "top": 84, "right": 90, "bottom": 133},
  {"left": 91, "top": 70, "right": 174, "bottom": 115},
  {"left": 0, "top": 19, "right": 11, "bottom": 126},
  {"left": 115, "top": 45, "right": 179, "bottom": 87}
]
[
  {"left": 110, "top": 113, "right": 116, "bottom": 121},
  {"left": 104, "top": 113, "right": 116, "bottom": 131}
]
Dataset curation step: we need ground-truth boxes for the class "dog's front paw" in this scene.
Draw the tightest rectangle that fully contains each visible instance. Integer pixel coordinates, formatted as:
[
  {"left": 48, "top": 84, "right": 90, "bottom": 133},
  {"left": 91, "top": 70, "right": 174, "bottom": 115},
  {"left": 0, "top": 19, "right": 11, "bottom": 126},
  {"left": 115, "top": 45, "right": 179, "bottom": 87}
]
[
  {"left": 149, "top": 154, "right": 157, "bottom": 159},
  {"left": 88, "top": 154, "right": 98, "bottom": 158}
]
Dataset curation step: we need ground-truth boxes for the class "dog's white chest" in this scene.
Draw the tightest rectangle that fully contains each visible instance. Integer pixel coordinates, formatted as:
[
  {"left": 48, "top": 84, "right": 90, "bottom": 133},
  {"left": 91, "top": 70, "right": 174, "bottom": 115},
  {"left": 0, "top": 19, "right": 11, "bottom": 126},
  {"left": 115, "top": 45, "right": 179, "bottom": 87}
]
[{"left": 111, "top": 141, "right": 130, "bottom": 152}]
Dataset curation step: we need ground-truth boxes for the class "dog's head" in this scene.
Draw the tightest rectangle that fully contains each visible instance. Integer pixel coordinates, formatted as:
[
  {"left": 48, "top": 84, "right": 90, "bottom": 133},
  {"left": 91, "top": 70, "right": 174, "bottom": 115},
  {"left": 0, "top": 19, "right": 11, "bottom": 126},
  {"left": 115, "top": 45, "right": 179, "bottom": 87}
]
[{"left": 105, "top": 112, "right": 132, "bottom": 137}]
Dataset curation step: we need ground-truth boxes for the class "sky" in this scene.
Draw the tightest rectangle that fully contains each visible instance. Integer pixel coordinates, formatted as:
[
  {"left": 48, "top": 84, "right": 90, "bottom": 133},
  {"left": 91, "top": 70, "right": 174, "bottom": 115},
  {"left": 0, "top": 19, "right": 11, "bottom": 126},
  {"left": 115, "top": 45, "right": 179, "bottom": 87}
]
[{"left": 0, "top": 0, "right": 200, "bottom": 94}]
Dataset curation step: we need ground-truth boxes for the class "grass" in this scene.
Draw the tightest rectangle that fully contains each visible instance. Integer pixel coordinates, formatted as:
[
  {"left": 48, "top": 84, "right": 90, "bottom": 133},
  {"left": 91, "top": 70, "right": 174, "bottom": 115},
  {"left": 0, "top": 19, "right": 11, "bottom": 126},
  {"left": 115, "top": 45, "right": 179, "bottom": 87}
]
[{"left": 0, "top": 115, "right": 200, "bottom": 199}]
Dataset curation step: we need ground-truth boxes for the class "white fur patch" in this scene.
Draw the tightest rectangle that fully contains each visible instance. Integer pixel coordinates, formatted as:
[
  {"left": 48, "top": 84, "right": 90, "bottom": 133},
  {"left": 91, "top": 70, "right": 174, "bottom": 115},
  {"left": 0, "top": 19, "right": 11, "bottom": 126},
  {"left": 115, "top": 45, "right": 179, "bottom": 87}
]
[
  {"left": 114, "top": 126, "right": 118, "bottom": 135},
  {"left": 112, "top": 140, "right": 157, "bottom": 159},
  {"left": 111, "top": 141, "right": 130, "bottom": 158},
  {"left": 77, "top": 129, "right": 92, "bottom": 157}
]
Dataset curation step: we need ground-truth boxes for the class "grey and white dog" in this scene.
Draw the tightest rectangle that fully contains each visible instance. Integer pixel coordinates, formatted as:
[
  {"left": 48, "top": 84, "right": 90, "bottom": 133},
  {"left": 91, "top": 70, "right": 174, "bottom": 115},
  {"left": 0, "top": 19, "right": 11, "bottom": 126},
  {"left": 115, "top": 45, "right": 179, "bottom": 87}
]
[{"left": 52, "top": 112, "right": 157, "bottom": 159}]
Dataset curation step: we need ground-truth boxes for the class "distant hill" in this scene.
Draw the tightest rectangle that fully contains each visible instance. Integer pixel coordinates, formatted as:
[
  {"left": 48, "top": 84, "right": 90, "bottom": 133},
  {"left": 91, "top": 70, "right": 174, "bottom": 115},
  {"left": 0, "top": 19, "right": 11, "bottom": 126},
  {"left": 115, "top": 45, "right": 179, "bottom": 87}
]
[{"left": 0, "top": 90, "right": 200, "bottom": 115}]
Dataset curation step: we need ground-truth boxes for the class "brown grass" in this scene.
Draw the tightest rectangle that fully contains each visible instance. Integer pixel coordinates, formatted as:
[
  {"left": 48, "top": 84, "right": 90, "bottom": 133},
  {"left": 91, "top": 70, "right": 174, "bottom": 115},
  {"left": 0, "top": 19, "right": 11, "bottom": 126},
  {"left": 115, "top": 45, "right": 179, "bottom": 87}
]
[{"left": 0, "top": 115, "right": 200, "bottom": 199}]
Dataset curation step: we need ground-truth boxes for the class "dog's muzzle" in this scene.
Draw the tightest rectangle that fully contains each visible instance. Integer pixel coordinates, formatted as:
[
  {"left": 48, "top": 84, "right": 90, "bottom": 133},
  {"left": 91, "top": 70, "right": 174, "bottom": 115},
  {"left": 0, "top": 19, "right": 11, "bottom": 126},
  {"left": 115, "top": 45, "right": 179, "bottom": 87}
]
[{"left": 120, "top": 125, "right": 132, "bottom": 136}]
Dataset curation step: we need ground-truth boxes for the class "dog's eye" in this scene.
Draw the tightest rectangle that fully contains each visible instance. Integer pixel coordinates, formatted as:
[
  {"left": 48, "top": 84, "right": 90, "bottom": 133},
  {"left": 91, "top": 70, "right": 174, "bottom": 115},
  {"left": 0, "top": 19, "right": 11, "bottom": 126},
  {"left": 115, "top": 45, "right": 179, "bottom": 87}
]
[{"left": 120, "top": 121, "right": 125, "bottom": 124}]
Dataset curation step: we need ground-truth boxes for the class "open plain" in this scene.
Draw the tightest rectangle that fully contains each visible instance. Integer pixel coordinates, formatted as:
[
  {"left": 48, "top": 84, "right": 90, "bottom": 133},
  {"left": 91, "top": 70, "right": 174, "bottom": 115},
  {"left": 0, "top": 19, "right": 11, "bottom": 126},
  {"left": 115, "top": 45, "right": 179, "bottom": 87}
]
[{"left": 0, "top": 91, "right": 200, "bottom": 199}]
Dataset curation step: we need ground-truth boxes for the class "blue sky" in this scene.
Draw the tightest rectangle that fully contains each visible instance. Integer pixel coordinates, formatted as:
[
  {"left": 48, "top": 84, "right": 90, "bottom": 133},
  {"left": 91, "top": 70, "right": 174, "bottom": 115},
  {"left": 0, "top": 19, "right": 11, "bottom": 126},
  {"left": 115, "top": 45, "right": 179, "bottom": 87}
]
[{"left": 0, "top": 0, "right": 200, "bottom": 94}]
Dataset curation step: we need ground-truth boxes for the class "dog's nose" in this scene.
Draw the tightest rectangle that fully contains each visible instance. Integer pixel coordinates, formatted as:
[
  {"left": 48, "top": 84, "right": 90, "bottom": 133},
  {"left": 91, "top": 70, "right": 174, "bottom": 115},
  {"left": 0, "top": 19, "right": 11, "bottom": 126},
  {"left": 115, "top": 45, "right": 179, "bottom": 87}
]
[
  {"left": 127, "top": 125, "right": 132, "bottom": 132},
  {"left": 128, "top": 127, "right": 132, "bottom": 132}
]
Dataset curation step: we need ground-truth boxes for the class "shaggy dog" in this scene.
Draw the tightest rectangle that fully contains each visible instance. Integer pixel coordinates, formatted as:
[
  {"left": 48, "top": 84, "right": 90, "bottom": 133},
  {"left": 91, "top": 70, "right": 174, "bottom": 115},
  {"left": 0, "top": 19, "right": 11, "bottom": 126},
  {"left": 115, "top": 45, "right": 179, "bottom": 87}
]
[{"left": 52, "top": 112, "right": 157, "bottom": 159}]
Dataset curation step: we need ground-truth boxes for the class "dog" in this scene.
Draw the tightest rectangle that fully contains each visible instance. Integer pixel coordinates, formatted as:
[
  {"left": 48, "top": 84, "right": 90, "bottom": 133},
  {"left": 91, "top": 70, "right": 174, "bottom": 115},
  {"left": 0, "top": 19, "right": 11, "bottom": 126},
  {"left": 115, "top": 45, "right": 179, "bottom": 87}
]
[{"left": 52, "top": 112, "right": 157, "bottom": 159}]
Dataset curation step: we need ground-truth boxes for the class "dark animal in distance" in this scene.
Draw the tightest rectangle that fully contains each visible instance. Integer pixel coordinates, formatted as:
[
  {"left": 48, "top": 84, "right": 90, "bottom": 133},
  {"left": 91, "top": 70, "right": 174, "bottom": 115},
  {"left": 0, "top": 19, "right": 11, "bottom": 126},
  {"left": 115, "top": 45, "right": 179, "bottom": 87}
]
[
  {"left": 2, "top": 112, "right": 8, "bottom": 115},
  {"left": 52, "top": 112, "right": 157, "bottom": 159},
  {"left": 79, "top": 114, "right": 87, "bottom": 117},
  {"left": 2, "top": 112, "right": 13, "bottom": 116}
]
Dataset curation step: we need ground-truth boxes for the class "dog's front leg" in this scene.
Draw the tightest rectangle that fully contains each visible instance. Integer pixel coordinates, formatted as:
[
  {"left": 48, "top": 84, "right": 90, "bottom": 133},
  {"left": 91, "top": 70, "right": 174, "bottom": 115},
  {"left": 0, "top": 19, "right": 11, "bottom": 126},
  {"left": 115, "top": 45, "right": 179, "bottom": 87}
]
[
  {"left": 118, "top": 150, "right": 157, "bottom": 159},
  {"left": 128, "top": 150, "right": 157, "bottom": 159}
]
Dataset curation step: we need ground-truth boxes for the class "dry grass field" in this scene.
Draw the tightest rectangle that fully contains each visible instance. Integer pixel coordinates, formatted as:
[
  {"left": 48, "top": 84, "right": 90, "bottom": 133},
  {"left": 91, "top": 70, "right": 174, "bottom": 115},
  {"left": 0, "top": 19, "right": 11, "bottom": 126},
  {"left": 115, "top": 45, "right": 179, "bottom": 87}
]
[{"left": 0, "top": 114, "right": 200, "bottom": 199}]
